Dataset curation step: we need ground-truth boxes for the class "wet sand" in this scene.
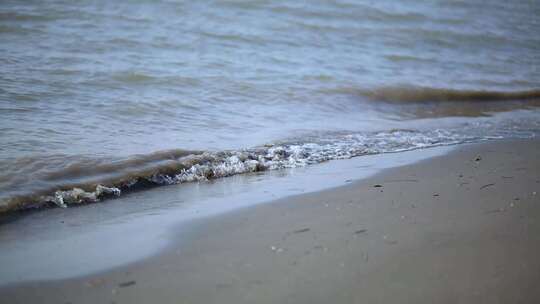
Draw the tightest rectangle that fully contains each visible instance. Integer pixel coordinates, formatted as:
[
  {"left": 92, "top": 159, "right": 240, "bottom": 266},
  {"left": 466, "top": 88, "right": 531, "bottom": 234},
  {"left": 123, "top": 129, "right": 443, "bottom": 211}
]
[{"left": 2, "top": 139, "right": 540, "bottom": 304}]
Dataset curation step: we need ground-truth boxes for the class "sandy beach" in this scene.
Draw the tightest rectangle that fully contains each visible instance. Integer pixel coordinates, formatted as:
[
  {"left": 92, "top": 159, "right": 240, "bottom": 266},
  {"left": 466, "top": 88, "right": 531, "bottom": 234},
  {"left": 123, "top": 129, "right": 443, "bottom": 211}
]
[{"left": 1, "top": 139, "right": 539, "bottom": 304}]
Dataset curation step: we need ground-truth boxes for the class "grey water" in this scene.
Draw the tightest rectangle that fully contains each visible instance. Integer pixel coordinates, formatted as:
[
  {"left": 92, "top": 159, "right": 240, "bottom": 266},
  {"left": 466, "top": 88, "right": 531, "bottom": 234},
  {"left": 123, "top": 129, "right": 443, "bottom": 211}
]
[{"left": 1, "top": 0, "right": 539, "bottom": 211}]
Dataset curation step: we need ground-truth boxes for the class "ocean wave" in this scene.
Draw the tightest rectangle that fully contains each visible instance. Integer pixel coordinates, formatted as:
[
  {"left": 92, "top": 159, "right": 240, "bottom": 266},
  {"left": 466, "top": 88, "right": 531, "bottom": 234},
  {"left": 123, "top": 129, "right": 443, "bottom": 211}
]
[
  {"left": 0, "top": 128, "right": 508, "bottom": 214},
  {"left": 329, "top": 86, "right": 540, "bottom": 103}
]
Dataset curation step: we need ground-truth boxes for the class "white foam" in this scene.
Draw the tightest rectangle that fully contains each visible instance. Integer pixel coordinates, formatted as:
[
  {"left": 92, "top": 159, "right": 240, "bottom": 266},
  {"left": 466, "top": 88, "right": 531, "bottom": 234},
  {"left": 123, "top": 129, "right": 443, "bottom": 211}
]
[{"left": 11, "top": 124, "right": 538, "bottom": 210}]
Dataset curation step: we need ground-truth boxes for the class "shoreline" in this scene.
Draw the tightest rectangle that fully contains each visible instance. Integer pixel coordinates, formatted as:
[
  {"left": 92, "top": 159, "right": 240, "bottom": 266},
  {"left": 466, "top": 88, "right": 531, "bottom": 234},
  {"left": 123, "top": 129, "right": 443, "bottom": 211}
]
[
  {"left": 1, "top": 139, "right": 540, "bottom": 303},
  {"left": 0, "top": 143, "right": 453, "bottom": 285}
]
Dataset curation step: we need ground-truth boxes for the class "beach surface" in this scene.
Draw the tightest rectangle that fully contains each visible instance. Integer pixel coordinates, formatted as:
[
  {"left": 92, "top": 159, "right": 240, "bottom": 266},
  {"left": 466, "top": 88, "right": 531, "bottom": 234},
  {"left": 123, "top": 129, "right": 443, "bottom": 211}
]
[{"left": 1, "top": 139, "right": 540, "bottom": 304}]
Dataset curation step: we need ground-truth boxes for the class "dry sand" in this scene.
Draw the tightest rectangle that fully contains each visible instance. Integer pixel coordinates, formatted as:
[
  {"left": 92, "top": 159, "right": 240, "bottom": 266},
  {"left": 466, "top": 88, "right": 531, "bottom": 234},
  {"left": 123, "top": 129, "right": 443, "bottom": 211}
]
[{"left": 1, "top": 139, "right": 540, "bottom": 304}]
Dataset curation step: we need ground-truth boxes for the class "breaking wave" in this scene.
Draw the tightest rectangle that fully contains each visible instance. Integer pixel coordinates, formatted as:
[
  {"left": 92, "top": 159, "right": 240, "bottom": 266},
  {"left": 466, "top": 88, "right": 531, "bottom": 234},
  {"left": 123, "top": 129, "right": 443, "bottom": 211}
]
[{"left": 3, "top": 124, "right": 537, "bottom": 214}]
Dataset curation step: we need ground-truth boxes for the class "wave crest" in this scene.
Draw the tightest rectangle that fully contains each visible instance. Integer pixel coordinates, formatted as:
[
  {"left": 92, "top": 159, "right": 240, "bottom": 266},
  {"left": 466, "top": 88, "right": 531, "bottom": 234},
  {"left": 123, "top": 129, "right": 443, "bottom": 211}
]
[
  {"left": 0, "top": 129, "right": 479, "bottom": 214},
  {"left": 342, "top": 86, "right": 540, "bottom": 103}
]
